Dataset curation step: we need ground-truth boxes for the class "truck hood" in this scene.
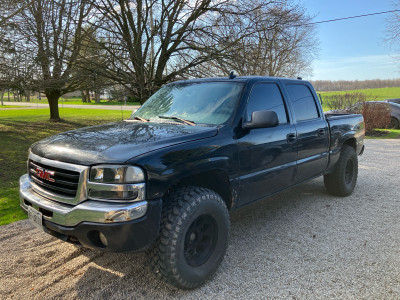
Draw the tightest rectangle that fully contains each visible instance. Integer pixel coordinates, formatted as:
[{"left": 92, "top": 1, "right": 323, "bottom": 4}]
[{"left": 30, "top": 121, "right": 218, "bottom": 165}]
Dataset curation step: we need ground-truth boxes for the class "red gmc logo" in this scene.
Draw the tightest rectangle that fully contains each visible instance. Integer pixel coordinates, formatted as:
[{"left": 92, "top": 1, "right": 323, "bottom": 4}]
[{"left": 36, "top": 167, "right": 55, "bottom": 182}]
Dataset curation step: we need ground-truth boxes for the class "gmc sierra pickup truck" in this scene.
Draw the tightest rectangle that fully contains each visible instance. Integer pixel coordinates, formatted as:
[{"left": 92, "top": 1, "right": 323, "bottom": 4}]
[{"left": 20, "top": 76, "right": 364, "bottom": 289}]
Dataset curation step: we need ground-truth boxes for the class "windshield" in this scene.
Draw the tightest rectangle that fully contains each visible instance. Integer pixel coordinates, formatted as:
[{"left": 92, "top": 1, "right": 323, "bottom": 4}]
[{"left": 131, "top": 82, "right": 244, "bottom": 125}]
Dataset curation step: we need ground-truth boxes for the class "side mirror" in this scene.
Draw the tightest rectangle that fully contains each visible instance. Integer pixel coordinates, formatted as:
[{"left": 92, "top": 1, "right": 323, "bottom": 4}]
[{"left": 243, "top": 110, "right": 279, "bottom": 129}]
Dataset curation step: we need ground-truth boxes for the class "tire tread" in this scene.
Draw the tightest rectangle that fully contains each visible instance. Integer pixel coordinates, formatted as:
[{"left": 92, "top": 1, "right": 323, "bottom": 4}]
[
  {"left": 324, "top": 145, "right": 358, "bottom": 197},
  {"left": 148, "top": 186, "right": 229, "bottom": 289}
]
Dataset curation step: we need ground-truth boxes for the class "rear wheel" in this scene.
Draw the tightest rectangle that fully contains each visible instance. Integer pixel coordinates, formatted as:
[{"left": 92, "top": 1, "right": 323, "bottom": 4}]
[
  {"left": 149, "top": 186, "right": 230, "bottom": 289},
  {"left": 389, "top": 117, "right": 399, "bottom": 129},
  {"left": 324, "top": 145, "right": 358, "bottom": 197}
]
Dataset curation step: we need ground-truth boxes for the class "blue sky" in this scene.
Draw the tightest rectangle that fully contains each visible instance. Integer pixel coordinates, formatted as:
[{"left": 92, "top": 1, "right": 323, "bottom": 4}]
[{"left": 301, "top": 0, "right": 399, "bottom": 80}]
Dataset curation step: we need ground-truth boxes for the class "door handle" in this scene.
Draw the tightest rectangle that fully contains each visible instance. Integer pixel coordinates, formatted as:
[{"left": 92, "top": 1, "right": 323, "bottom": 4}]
[
  {"left": 318, "top": 128, "right": 325, "bottom": 136},
  {"left": 286, "top": 133, "right": 297, "bottom": 143}
]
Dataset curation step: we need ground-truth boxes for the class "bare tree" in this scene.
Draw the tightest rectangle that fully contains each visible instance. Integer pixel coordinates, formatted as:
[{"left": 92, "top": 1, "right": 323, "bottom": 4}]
[
  {"left": 385, "top": 2, "right": 400, "bottom": 73},
  {"left": 73, "top": 26, "right": 112, "bottom": 103},
  {"left": 0, "top": 40, "right": 39, "bottom": 104},
  {"left": 206, "top": 0, "right": 317, "bottom": 78},
  {"left": 0, "top": 0, "right": 27, "bottom": 26},
  {"left": 0, "top": 0, "right": 24, "bottom": 104},
  {"left": 10, "top": 0, "right": 93, "bottom": 120},
  {"left": 386, "top": 3, "right": 400, "bottom": 46},
  {"left": 3, "top": 0, "right": 318, "bottom": 111},
  {"left": 85, "top": 0, "right": 276, "bottom": 104}
]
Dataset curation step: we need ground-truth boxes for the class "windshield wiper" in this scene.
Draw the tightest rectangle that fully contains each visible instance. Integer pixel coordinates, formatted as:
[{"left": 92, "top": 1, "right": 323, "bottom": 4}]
[
  {"left": 131, "top": 116, "right": 149, "bottom": 122},
  {"left": 158, "top": 115, "right": 196, "bottom": 126}
]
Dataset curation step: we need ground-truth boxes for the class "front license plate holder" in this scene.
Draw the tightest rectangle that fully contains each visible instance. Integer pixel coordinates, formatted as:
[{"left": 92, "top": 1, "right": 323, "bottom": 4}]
[{"left": 28, "top": 205, "right": 43, "bottom": 230}]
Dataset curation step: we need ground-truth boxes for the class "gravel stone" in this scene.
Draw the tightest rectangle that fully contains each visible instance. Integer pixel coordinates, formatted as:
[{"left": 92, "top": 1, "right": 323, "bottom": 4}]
[{"left": 1, "top": 139, "right": 399, "bottom": 299}]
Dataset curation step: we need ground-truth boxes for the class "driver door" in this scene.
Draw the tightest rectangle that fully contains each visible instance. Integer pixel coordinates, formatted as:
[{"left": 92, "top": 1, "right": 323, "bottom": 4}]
[{"left": 237, "top": 82, "right": 297, "bottom": 206}]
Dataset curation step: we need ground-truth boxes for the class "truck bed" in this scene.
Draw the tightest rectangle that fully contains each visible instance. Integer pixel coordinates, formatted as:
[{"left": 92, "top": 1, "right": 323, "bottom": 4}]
[{"left": 324, "top": 112, "right": 365, "bottom": 172}]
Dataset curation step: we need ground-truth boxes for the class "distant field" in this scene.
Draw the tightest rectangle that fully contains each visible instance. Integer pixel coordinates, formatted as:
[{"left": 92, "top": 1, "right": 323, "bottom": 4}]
[{"left": 319, "top": 87, "right": 400, "bottom": 101}]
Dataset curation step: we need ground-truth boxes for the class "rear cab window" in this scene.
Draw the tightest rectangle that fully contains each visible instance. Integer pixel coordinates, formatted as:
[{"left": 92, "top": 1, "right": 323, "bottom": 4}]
[{"left": 285, "top": 84, "right": 320, "bottom": 122}]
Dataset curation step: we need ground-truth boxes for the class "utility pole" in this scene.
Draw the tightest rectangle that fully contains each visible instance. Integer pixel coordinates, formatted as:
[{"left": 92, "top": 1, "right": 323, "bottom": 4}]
[{"left": 150, "top": 4, "right": 154, "bottom": 74}]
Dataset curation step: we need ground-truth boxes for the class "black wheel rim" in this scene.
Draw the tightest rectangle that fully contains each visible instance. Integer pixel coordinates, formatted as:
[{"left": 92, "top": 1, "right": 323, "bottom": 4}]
[
  {"left": 344, "top": 159, "right": 354, "bottom": 185},
  {"left": 184, "top": 215, "right": 218, "bottom": 267}
]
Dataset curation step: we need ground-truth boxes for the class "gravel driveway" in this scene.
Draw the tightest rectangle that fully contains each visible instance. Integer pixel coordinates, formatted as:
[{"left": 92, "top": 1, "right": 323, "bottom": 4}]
[{"left": 1, "top": 139, "right": 400, "bottom": 299}]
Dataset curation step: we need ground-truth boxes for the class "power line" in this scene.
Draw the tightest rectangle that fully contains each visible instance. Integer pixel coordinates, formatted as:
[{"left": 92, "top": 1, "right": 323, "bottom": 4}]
[
  {"left": 298, "top": 9, "right": 400, "bottom": 27},
  {"left": 5, "top": 9, "right": 400, "bottom": 30}
]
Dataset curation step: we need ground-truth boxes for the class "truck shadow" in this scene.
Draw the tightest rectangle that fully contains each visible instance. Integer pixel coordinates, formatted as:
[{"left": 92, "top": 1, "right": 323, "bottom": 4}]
[{"left": 74, "top": 178, "right": 335, "bottom": 299}]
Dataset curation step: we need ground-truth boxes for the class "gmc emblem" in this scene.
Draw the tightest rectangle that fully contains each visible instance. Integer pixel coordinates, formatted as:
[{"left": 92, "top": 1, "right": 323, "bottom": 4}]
[{"left": 36, "top": 167, "right": 55, "bottom": 182}]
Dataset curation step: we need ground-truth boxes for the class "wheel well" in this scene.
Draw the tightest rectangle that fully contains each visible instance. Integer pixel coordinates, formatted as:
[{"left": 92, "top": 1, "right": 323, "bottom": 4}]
[
  {"left": 343, "top": 138, "right": 356, "bottom": 150},
  {"left": 166, "top": 170, "right": 233, "bottom": 210}
]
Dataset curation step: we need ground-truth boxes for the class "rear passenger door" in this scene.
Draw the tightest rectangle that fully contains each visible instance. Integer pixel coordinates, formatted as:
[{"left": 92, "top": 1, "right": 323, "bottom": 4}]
[
  {"left": 285, "top": 83, "right": 329, "bottom": 183},
  {"left": 238, "top": 82, "right": 297, "bottom": 206}
]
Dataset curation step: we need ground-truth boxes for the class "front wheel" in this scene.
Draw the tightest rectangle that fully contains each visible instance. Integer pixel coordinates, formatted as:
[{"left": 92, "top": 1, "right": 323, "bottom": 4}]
[
  {"left": 149, "top": 186, "right": 230, "bottom": 289},
  {"left": 324, "top": 145, "right": 358, "bottom": 197}
]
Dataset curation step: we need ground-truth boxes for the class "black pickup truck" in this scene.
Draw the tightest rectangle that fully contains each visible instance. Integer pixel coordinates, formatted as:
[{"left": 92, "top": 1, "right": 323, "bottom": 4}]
[{"left": 20, "top": 76, "right": 364, "bottom": 289}]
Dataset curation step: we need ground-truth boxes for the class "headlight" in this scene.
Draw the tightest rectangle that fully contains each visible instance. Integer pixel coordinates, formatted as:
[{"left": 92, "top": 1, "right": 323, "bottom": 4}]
[
  {"left": 88, "top": 165, "right": 146, "bottom": 202},
  {"left": 89, "top": 165, "right": 145, "bottom": 183}
]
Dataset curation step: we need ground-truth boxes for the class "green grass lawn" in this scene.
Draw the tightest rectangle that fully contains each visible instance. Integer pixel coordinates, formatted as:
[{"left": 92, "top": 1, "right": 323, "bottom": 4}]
[
  {"left": 319, "top": 87, "right": 400, "bottom": 101},
  {"left": 0, "top": 108, "right": 125, "bottom": 225},
  {"left": 0, "top": 105, "right": 24, "bottom": 108},
  {"left": 366, "top": 129, "right": 400, "bottom": 139}
]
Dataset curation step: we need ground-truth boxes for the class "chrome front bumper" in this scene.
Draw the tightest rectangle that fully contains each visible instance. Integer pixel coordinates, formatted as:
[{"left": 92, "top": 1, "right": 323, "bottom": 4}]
[{"left": 20, "top": 174, "right": 148, "bottom": 227}]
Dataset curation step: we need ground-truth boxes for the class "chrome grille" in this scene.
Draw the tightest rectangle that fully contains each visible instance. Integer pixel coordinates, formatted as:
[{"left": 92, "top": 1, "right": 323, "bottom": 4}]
[{"left": 28, "top": 159, "right": 80, "bottom": 197}]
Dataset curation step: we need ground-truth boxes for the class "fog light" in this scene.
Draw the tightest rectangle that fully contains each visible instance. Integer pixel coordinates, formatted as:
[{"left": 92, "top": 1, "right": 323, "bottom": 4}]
[
  {"left": 104, "top": 202, "right": 148, "bottom": 222},
  {"left": 89, "top": 190, "right": 138, "bottom": 201},
  {"left": 99, "top": 232, "right": 108, "bottom": 247}
]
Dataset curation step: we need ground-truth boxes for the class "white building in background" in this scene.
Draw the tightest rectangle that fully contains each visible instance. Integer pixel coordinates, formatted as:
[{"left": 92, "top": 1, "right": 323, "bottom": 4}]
[
  {"left": 61, "top": 89, "right": 113, "bottom": 100},
  {"left": 100, "top": 90, "right": 112, "bottom": 100}
]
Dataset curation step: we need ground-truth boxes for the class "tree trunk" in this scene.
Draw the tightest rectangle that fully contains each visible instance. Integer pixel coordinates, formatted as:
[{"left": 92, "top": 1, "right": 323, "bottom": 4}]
[
  {"left": 81, "top": 91, "right": 87, "bottom": 103},
  {"left": 8, "top": 89, "right": 10, "bottom": 101},
  {"left": 94, "top": 90, "right": 100, "bottom": 103},
  {"left": 13, "top": 91, "right": 16, "bottom": 101},
  {"left": 26, "top": 90, "right": 30, "bottom": 102},
  {"left": 16, "top": 92, "right": 20, "bottom": 102},
  {"left": 46, "top": 90, "right": 62, "bottom": 121},
  {"left": 85, "top": 90, "right": 91, "bottom": 102},
  {"left": 1, "top": 90, "right": 4, "bottom": 106}
]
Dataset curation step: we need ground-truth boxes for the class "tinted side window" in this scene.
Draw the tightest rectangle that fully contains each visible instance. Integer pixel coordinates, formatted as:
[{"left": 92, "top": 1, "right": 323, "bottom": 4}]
[
  {"left": 286, "top": 84, "right": 319, "bottom": 122},
  {"left": 246, "top": 83, "right": 288, "bottom": 124}
]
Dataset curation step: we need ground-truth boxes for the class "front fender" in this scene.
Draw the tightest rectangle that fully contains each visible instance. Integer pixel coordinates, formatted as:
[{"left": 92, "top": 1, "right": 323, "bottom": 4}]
[{"left": 127, "top": 128, "right": 239, "bottom": 201}]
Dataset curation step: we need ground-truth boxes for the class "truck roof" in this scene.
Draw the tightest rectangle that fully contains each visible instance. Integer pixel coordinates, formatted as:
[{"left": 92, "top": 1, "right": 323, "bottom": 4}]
[{"left": 170, "top": 76, "right": 307, "bottom": 85}]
